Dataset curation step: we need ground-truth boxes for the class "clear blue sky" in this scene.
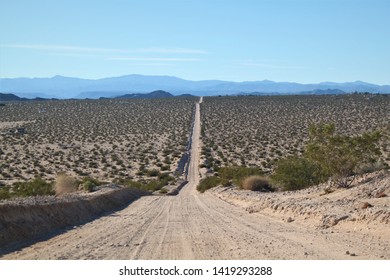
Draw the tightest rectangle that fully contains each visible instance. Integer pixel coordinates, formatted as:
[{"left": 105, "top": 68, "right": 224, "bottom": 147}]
[{"left": 1, "top": 0, "right": 389, "bottom": 84}]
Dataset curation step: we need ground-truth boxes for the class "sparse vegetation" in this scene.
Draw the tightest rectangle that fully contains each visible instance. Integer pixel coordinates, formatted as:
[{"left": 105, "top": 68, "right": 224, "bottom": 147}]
[
  {"left": 197, "top": 166, "right": 265, "bottom": 193},
  {"left": 118, "top": 177, "right": 172, "bottom": 192},
  {"left": 0, "top": 177, "right": 54, "bottom": 200},
  {"left": 200, "top": 94, "right": 390, "bottom": 173},
  {"left": 80, "top": 176, "right": 105, "bottom": 192},
  {"left": 0, "top": 97, "right": 196, "bottom": 196}
]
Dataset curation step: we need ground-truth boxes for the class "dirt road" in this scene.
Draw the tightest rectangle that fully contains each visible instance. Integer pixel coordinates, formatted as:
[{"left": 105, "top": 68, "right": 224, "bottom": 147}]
[{"left": 2, "top": 97, "right": 388, "bottom": 260}]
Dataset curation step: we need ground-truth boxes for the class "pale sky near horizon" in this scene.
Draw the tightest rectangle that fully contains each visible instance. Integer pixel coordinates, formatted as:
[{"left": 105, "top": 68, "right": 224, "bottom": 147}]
[{"left": 1, "top": 0, "right": 389, "bottom": 84}]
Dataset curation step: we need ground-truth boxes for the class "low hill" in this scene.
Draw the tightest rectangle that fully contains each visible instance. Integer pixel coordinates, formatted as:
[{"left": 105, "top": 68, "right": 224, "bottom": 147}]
[
  {"left": 116, "top": 90, "right": 173, "bottom": 99},
  {"left": 0, "top": 93, "right": 27, "bottom": 101}
]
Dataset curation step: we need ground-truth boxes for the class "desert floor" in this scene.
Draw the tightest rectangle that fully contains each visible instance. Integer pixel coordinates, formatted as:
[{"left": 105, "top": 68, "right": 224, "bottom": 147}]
[{"left": 1, "top": 97, "right": 389, "bottom": 260}]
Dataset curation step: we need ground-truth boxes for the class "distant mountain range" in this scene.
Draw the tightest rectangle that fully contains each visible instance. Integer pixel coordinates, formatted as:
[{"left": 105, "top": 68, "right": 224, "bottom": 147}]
[
  {"left": 0, "top": 74, "right": 389, "bottom": 99},
  {"left": 0, "top": 90, "right": 191, "bottom": 102}
]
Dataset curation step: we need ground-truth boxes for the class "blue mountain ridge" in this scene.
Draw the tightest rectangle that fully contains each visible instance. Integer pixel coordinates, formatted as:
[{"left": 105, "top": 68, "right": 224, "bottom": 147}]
[{"left": 1, "top": 74, "right": 389, "bottom": 99}]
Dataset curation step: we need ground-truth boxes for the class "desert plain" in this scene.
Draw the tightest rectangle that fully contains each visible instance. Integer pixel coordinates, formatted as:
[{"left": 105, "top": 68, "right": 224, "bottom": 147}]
[{"left": 0, "top": 94, "right": 389, "bottom": 259}]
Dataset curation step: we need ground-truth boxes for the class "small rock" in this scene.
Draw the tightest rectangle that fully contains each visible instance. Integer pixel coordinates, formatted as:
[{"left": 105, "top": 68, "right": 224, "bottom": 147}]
[
  {"left": 360, "top": 202, "right": 373, "bottom": 209},
  {"left": 286, "top": 217, "right": 294, "bottom": 223},
  {"left": 350, "top": 253, "right": 356, "bottom": 257},
  {"left": 375, "top": 192, "right": 387, "bottom": 198},
  {"left": 304, "top": 252, "right": 308, "bottom": 256},
  {"left": 346, "top": 251, "right": 350, "bottom": 255}
]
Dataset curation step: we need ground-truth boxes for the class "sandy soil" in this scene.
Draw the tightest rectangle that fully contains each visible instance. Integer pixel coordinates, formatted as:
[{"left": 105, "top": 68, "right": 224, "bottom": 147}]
[
  {"left": 1, "top": 97, "right": 389, "bottom": 260},
  {"left": 0, "top": 121, "right": 35, "bottom": 130}
]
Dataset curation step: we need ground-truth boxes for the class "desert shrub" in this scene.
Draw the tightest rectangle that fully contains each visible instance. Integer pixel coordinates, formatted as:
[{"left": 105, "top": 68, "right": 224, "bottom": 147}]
[
  {"left": 119, "top": 178, "right": 169, "bottom": 192},
  {"left": 158, "top": 172, "right": 175, "bottom": 182},
  {"left": 241, "top": 175, "right": 273, "bottom": 192},
  {"left": 305, "top": 123, "right": 382, "bottom": 188},
  {"left": 270, "top": 156, "right": 322, "bottom": 191},
  {"left": 218, "top": 166, "right": 264, "bottom": 184},
  {"left": 82, "top": 180, "right": 95, "bottom": 192},
  {"left": 0, "top": 186, "right": 12, "bottom": 200},
  {"left": 355, "top": 160, "right": 388, "bottom": 174},
  {"left": 159, "top": 188, "right": 168, "bottom": 194},
  {"left": 80, "top": 176, "right": 104, "bottom": 192},
  {"left": 271, "top": 123, "right": 383, "bottom": 190},
  {"left": 11, "top": 177, "right": 54, "bottom": 197},
  {"left": 55, "top": 173, "right": 78, "bottom": 195},
  {"left": 197, "top": 176, "right": 223, "bottom": 193},
  {"left": 160, "top": 165, "right": 170, "bottom": 171},
  {"left": 196, "top": 166, "right": 264, "bottom": 193},
  {"left": 147, "top": 169, "right": 160, "bottom": 177}
]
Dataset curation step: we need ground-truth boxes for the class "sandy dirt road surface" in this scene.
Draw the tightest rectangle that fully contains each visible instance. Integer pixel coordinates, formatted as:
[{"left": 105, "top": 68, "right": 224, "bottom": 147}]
[{"left": 2, "top": 97, "right": 388, "bottom": 260}]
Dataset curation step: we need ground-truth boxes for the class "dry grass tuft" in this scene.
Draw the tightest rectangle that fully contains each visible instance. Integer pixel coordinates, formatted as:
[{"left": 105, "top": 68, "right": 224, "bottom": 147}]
[
  {"left": 241, "top": 175, "right": 272, "bottom": 192},
  {"left": 55, "top": 173, "right": 78, "bottom": 195}
]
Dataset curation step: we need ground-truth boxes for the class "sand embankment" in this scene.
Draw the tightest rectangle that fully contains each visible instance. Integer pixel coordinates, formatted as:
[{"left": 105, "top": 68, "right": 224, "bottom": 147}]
[
  {"left": 0, "top": 185, "right": 147, "bottom": 249},
  {"left": 208, "top": 171, "right": 390, "bottom": 229}
]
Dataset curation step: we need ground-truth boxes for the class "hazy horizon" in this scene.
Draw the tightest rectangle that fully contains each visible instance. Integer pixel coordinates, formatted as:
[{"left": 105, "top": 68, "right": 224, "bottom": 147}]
[{"left": 1, "top": 74, "right": 390, "bottom": 87}]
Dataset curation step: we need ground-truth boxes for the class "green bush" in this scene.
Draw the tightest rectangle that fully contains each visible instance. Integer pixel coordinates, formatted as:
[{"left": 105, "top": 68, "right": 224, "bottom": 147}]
[
  {"left": 305, "top": 123, "right": 382, "bottom": 188},
  {"left": 80, "top": 176, "right": 104, "bottom": 192},
  {"left": 0, "top": 186, "right": 12, "bottom": 200},
  {"left": 271, "top": 123, "right": 382, "bottom": 190},
  {"left": 119, "top": 178, "right": 170, "bottom": 192},
  {"left": 147, "top": 169, "right": 160, "bottom": 177},
  {"left": 218, "top": 166, "right": 264, "bottom": 185},
  {"left": 11, "top": 177, "right": 55, "bottom": 197},
  {"left": 82, "top": 180, "right": 95, "bottom": 192},
  {"left": 158, "top": 172, "right": 175, "bottom": 182},
  {"left": 197, "top": 176, "right": 223, "bottom": 193},
  {"left": 271, "top": 156, "right": 322, "bottom": 191},
  {"left": 196, "top": 166, "right": 265, "bottom": 193},
  {"left": 159, "top": 188, "right": 168, "bottom": 194}
]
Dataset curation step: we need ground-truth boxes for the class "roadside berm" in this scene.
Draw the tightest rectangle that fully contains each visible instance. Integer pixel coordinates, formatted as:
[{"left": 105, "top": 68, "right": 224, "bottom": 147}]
[{"left": 0, "top": 185, "right": 147, "bottom": 249}]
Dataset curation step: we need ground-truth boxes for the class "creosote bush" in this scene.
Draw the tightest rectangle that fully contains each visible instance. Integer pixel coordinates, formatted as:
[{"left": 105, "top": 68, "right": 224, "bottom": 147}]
[
  {"left": 270, "top": 156, "right": 322, "bottom": 191},
  {"left": 197, "top": 176, "right": 223, "bottom": 193},
  {"left": 80, "top": 176, "right": 104, "bottom": 192},
  {"left": 197, "top": 166, "right": 265, "bottom": 193},
  {"left": 117, "top": 175, "right": 174, "bottom": 192},
  {"left": 305, "top": 123, "right": 382, "bottom": 188},
  {"left": 271, "top": 123, "right": 382, "bottom": 190},
  {"left": 0, "top": 177, "right": 54, "bottom": 199}
]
